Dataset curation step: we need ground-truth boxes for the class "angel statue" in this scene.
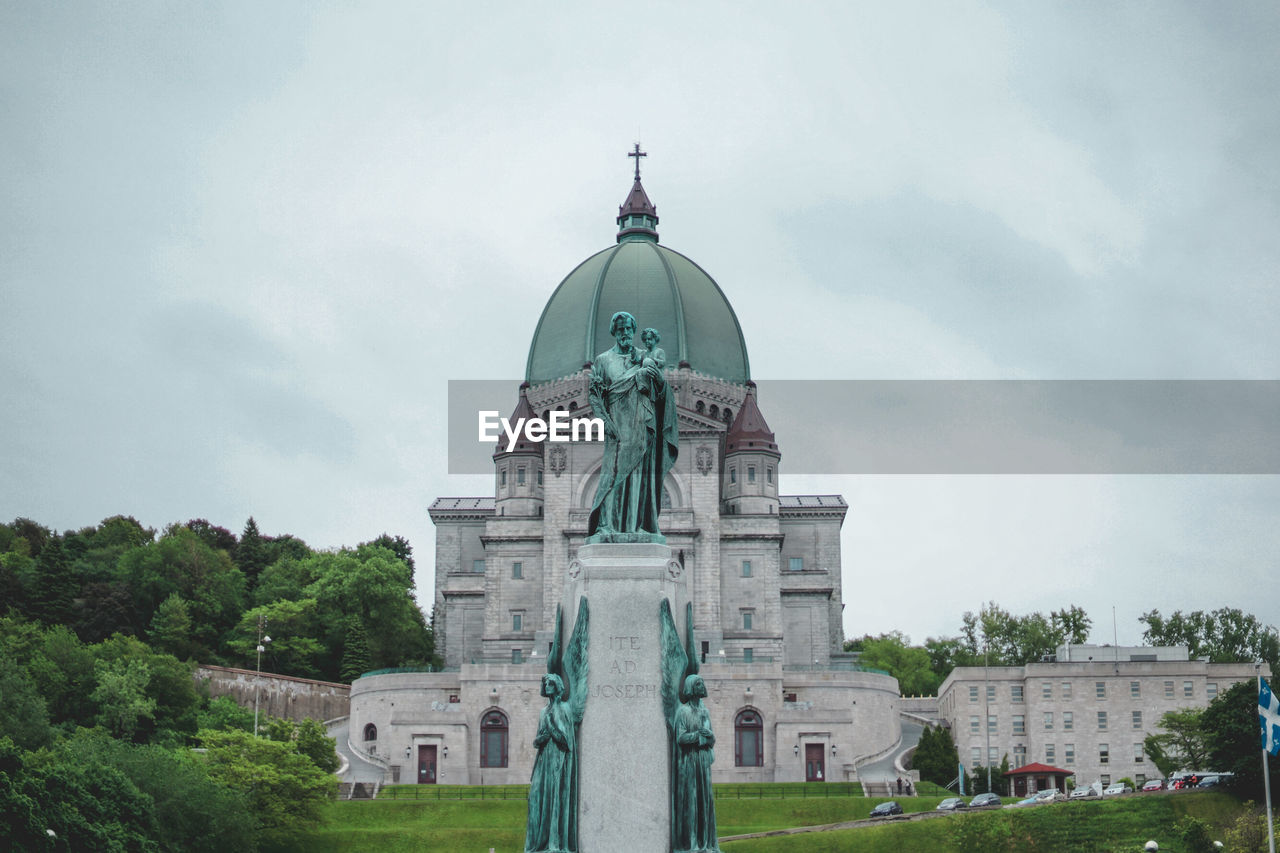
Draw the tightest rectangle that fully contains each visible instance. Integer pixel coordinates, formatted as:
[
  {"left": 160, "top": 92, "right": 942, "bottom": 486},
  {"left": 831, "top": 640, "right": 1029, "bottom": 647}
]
[
  {"left": 525, "top": 597, "right": 590, "bottom": 853},
  {"left": 659, "top": 599, "right": 721, "bottom": 853}
]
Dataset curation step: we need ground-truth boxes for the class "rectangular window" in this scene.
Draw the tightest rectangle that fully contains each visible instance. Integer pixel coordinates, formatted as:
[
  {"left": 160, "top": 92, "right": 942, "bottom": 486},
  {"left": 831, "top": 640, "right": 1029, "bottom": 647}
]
[
  {"left": 472, "top": 559, "right": 485, "bottom": 573},
  {"left": 1014, "top": 745, "right": 1027, "bottom": 765},
  {"left": 767, "top": 467, "right": 774, "bottom": 484},
  {"left": 743, "top": 648, "right": 754, "bottom": 663},
  {"left": 730, "top": 468, "right": 737, "bottom": 484},
  {"left": 1096, "top": 681, "right": 1107, "bottom": 699},
  {"left": 1184, "top": 681, "right": 1194, "bottom": 698},
  {"left": 1045, "top": 743, "right": 1056, "bottom": 763},
  {"left": 969, "top": 686, "right": 979, "bottom": 703},
  {"left": 742, "top": 611, "right": 753, "bottom": 630},
  {"left": 747, "top": 466, "right": 756, "bottom": 483},
  {"left": 1062, "top": 682, "right": 1073, "bottom": 700},
  {"left": 970, "top": 715, "right": 980, "bottom": 734},
  {"left": 517, "top": 467, "right": 526, "bottom": 485},
  {"left": 742, "top": 560, "right": 752, "bottom": 577},
  {"left": 789, "top": 557, "right": 803, "bottom": 571},
  {"left": 1011, "top": 685, "right": 1024, "bottom": 703},
  {"left": 537, "top": 469, "right": 543, "bottom": 486},
  {"left": 1132, "top": 711, "right": 1143, "bottom": 729},
  {"left": 512, "top": 613, "right": 522, "bottom": 631},
  {"left": 1063, "top": 711, "right": 1073, "bottom": 731},
  {"left": 971, "top": 747, "right": 982, "bottom": 767},
  {"left": 1065, "top": 744, "right": 1075, "bottom": 765},
  {"left": 512, "top": 561, "right": 523, "bottom": 579},
  {"left": 1165, "top": 681, "right": 1174, "bottom": 698},
  {"left": 1099, "top": 744, "right": 1109, "bottom": 765},
  {"left": 501, "top": 470, "right": 507, "bottom": 486},
  {"left": 1131, "top": 681, "right": 1141, "bottom": 699},
  {"left": 988, "top": 747, "right": 999, "bottom": 764},
  {"left": 1134, "top": 743, "right": 1144, "bottom": 763},
  {"left": 987, "top": 715, "right": 997, "bottom": 735},
  {"left": 1207, "top": 682, "right": 1218, "bottom": 699},
  {"left": 987, "top": 685, "right": 996, "bottom": 703},
  {"left": 511, "top": 648, "right": 522, "bottom": 664},
  {"left": 1101, "top": 774, "right": 1111, "bottom": 786},
  {"left": 1136, "top": 773, "right": 1146, "bottom": 786},
  {"left": 1043, "top": 682, "right": 1053, "bottom": 700},
  {"left": 1097, "top": 711, "right": 1108, "bottom": 731},
  {"left": 1013, "top": 715, "right": 1025, "bottom": 735},
  {"left": 1044, "top": 712, "right": 1054, "bottom": 730}
]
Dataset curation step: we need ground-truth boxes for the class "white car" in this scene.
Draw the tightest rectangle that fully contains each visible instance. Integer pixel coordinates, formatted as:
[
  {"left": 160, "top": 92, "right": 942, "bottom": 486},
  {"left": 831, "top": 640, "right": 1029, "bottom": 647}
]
[
  {"left": 1033, "top": 789, "right": 1066, "bottom": 803},
  {"left": 1103, "top": 783, "right": 1134, "bottom": 796}
]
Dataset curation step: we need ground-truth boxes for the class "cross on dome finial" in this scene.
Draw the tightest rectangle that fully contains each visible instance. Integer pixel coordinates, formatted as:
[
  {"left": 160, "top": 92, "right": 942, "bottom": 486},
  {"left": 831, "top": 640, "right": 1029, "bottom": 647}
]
[{"left": 628, "top": 143, "right": 647, "bottom": 181}]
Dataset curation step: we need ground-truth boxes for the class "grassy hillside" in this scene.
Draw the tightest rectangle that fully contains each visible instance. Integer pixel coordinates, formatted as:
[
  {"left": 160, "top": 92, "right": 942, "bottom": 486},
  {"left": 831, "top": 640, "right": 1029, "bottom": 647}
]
[{"left": 274, "top": 791, "right": 1241, "bottom": 853}]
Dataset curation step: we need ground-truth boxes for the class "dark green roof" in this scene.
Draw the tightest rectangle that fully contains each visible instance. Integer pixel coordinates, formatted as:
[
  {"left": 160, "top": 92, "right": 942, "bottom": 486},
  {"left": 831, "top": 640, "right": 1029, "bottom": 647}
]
[{"left": 525, "top": 238, "right": 751, "bottom": 385}]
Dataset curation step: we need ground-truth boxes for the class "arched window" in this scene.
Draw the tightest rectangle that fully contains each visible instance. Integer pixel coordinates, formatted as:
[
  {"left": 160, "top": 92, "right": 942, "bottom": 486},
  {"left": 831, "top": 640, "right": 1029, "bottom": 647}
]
[
  {"left": 363, "top": 723, "right": 377, "bottom": 742},
  {"left": 696, "top": 400, "right": 706, "bottom": 414},
  {"left": 709, "top": 404, "right": 719, "bottom": 419},
  {"left": 735, "top": 709, "right": 763, "bottom": 767},
  {"left": 480, "top": 710, "right": 509, "bottom": 767},
  {"left": 722, "top": 408, "right": 733, "bottom": 423}
]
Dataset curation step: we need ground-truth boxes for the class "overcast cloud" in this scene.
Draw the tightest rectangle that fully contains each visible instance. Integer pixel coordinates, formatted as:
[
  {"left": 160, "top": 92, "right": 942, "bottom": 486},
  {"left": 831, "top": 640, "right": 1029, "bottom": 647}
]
[{"left": 2, "top": 2, "right": 1278, "bottom": 647}]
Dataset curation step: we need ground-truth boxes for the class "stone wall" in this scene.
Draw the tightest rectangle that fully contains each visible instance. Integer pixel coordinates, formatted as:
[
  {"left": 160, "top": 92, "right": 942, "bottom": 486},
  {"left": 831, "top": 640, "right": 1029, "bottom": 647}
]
[{"left": 196, "top": 665, "right": 350, "bottom": 724}]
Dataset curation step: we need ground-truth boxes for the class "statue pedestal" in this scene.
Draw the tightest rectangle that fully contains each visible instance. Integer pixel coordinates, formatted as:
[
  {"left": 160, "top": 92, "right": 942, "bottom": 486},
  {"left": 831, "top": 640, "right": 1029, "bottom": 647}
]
[{"left": 567, "top": 543, "right": 686, "bottom": 853}]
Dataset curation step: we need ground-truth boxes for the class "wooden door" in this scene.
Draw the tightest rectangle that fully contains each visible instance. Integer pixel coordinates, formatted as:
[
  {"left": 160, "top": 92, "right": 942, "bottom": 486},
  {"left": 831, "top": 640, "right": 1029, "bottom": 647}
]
[
  {"left": 805, "top": 744, "right": 825, "bottom": 782},
  {"left": 418, "top": 744, "right": 437, "bottom": 784}
]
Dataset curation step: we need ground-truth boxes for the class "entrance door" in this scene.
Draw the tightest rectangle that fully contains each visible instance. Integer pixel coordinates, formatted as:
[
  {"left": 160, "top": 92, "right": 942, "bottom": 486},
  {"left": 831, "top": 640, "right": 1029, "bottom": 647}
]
[
  {"left": 805, "top": 744, "right": 825, "bottom": 782},
  {"left": 418, "top": 745, "right": 437, "bottom": 784}
]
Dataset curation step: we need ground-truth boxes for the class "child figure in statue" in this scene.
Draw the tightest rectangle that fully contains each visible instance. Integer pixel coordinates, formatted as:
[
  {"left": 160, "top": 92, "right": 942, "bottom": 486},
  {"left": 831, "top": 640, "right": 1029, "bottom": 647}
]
[
  {"left": 633, "top": 327, "right": 667, "bottom": 372},
  {"left": 673, "top": 674, "right": 720, "bottom": 853}
]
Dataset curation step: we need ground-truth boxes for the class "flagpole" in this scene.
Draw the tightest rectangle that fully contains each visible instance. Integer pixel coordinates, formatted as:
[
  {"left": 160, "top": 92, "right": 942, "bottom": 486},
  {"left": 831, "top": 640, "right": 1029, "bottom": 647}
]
[{"left": 1259, "top": 667, "right": 1276, "bottom": 853}]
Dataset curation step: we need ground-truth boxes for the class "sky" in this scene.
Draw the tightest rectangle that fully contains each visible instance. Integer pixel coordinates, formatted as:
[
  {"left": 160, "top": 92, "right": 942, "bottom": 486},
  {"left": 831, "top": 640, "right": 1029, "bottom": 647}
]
[{"left": 3, "top": 2, "right": 1278, "bottom": 648}]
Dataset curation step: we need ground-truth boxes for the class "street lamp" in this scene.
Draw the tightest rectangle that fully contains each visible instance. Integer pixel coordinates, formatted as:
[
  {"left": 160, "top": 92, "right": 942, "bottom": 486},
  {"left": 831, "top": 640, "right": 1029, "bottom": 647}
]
[{"left": 253, "top": 616, "right": 272, "bottom": 737}]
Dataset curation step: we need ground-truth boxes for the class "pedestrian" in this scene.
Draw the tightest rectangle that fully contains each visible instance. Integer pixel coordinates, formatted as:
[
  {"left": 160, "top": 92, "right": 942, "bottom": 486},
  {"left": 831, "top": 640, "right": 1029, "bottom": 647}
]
[
  {"left": 906, "top": 780, "right": 913, "bottom": 796},
  {"left": 896, "top": 777, "right": 903, "bottom": 794}
]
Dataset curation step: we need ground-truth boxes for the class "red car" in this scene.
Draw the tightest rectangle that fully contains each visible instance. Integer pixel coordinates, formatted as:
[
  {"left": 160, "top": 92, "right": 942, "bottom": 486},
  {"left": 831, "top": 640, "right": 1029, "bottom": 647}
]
[{"left": 1141, "top": 779, "right": 1165, "bottom": 792}]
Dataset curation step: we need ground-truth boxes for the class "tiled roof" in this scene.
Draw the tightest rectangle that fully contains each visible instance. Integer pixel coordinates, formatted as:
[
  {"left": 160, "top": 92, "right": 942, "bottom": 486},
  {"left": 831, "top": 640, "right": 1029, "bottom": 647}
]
[
  {"left": 780, "top": 495, "right": 848, "bottom": 508},
  {"left": 430, "top": 497, "right": 496, "bottom": 511}
]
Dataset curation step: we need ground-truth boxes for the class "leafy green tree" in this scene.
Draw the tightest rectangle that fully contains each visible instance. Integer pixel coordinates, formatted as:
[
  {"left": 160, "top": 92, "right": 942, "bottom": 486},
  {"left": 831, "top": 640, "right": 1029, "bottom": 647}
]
[
  {"left": 1147, "top": 707, "right": 1210, "bottom": 772},
  {"left": 184, "top": 518, "right": 238, "bottom": 557},
  {"left": 148, "top": 593, "right": 197, "bottom": 660},
  {"left": 92, "top": 657, "right": 157, "bottom": 740},
  {"left": 75, "top": 580, "right": 141, "bottom": 642},
  {"left": 198, "top": 729, "right": 336, "bottom": 842},
  {"left": 911, "top": 725, "right": 959, "bottom": 787},
  {"left": 0, "top": 737, "right": 45, "bottom": 849},
  {"left": 265, "top": 533, "right": 311, "bottom": 565},
  {"left": 295, "top": 718, "right": 340, "bottom": 773},
  {"left": 116, "top": 527, "right": 246, "bottom": 656},
  {"left": 251, "top": 554, "right": 313, "bottom": 606},
  {"left": 237, "top": 517, "right": 269, "bottom": 590},
  {"left": 7, "top": 517, "right": 51, "bottom": 558},
  {"left": 1201, "top": 679, "right": 1280, "bottom": 799},
  {"left": 29, "top": 535, "right": 78, "bottom": 625},
  {"left": 27, "top": 624, "right": 97, "bottom": 729},
  {"left": 0, "top": 659, "right": 53, "bottom": 750},
  {"left": 228, "top": 599, "right": 325, "bottom": 678},
  {"left": 93, "top": 635, "right": 202, "bottom": 745},
  {"left": 341, "top": 618, "right": 373, "bottom": 682},
  {"left": 363, "top": 533, "right": 414, "bottom": 572},
  {"left": 197, "top": 696, "right": 256, "bottom": 733},
  {"left": 1221, "top": 802, "right": 1277, "bottom": 853},
  {"left": 849, "top": 632, "right": 941, "bottom": 696},
  {"left": 1143, "top": 732, "right": 1182, "bottom": 780},
  {"left": 1141, "top": 607, "right": 1279, "bottom": 671},
  {"left": 960, "top": 601, "right": 1093, "bottom": 666},
  {"left": 923, "top": 636, "right": 975, "bottom": 683},
  {"left": 1176, "top": 815, "right": 1217, "bottom": 853}
]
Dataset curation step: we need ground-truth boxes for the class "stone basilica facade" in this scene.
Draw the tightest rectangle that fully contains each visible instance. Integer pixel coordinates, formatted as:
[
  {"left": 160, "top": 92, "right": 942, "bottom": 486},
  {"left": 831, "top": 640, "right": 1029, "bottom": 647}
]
[{"left": 347, "top": 170, "right": 904, "bottom": 786}]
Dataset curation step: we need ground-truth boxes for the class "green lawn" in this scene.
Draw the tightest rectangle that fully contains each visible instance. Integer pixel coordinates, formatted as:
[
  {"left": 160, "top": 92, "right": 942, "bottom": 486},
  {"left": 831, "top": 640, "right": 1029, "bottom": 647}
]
[{"left": 273, "top": 790, "right": 1242, "bottom": 853}]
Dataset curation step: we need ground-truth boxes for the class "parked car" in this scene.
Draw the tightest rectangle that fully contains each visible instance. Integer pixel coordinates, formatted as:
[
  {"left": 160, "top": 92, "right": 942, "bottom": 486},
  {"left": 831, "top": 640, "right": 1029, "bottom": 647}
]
[
  {"left": 1103, "top": 783, "right": 1134, "bottom": 796},
  {"left": 1033, "top": 789, "right": 1066, "bottom": 803},
  {"left": 1069, "top": 788, "right": 1097, "bottom": 799},
  {"left": 870, "top": 801, "right": 903, "bottom": 817},
  {"left": 1195, "top": 775, "right": 1221, "bottom": 788},
  {"left": 1008, "top": 795, "right": 1042, "bottom": 808},
  {"left": 969, "top": 792, "right": 1002, "bottom": 808},
  {"left": 1141, "top": 779, "right": 1166, "bottom": 792},
  {"left": 936, "top": 797, "right": 968, "bottom": 811}
]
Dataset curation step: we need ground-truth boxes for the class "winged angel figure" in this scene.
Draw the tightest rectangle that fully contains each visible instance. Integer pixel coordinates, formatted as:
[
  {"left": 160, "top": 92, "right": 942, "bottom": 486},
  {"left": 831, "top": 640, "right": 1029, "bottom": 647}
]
[
  {"left": 659, "top": 599, "right": 721, "bottom": 853},
  {"left": 525, "top": 597, "right": 589, "bottom": 853}
]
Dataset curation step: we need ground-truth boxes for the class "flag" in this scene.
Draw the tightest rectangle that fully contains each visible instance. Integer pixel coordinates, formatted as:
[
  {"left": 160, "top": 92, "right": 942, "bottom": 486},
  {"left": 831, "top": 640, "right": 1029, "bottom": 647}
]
[{"left": 1261, "top": 677, "right": 1280, "bottom": 756}]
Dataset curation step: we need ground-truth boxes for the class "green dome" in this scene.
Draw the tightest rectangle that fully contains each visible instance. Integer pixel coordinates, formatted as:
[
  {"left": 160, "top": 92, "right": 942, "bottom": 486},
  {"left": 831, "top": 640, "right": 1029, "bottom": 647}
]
[{"left": 525, "top": 180, "right": 750, "bottom": 385}]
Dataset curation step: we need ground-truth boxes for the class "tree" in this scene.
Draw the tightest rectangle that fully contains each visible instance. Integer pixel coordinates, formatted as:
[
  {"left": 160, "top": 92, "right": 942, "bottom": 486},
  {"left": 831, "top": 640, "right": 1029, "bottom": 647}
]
[
  {"left": 27, "top": 624, "right": 97, "bottom": 729},
  {"left": 91, "top": 657, "right": 157, "bottom": 741},
  {"left": 911, "top": 725, "right": 959, "bottom": 787},
  {"left": 364, "top": 533, "right": 414, "bottom": 572},
  {"left": 295, "top": 718, "right": 339, "bottom": 774},
  {"left": 959, "top": 602, "right": 1092, "bottom": 666},
  {"left": 0, "top": 659, "right": 53, "bottom": 751},
  {"left": 228, "top": 599, "right": 325, "bottom": 679},
  {"left": 185, "top": 518, "right": 238, "bottom": 557},
  {"left": 197, "top": 696, "right": 256, "bottom": 733},
  {"left": 1201, "top": 679, "right": 1280, "bottom": 799},
  {"left": 1146, "top": 707, "right": 1210, "bottom": 773},
  {"left": 28, "top": 535, "right": 78, "bottom": 625},
  {"left": 237, "top": 517, "right": 269, "bottom": 590},
  {"left": 1143, "top": 732, "right": 1182, "bottom": 780},
  {"left": 341, "top": 618, "right": 373, "bottom": 682},
  {"left": 198, "top": 729, "right": 335, "bottom": 842},
  {"left": 1140, "top": 607, "right": 1279, "bottom": 671},
  {"left": 850, "top": 632, "right": 941, "bottom": 696},
  {"left": 1222, "top": 802, "right": 1277, "bottom": 853},
  {"left": 148, "top": 593, "right": 197, "bottom": 660}
]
